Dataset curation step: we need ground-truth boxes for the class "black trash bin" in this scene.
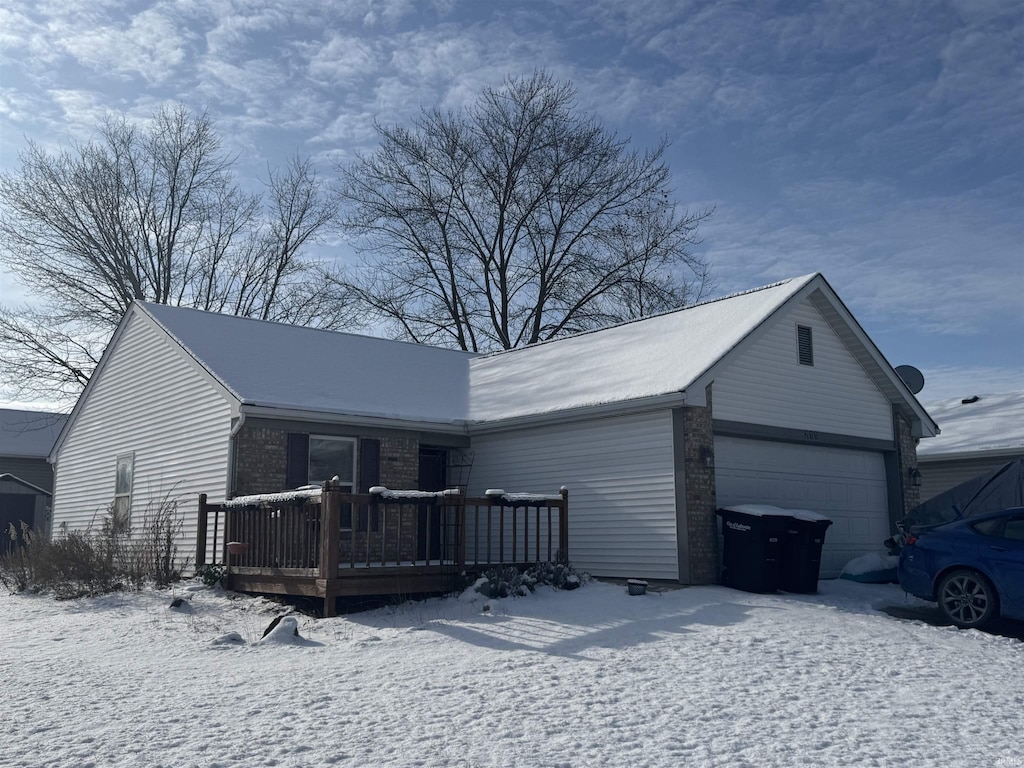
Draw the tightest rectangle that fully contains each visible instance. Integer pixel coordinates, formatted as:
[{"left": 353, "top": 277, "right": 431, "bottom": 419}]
[
  {"left": 780, "top": 510, "right": 833, "bottom": 593},
  {"left": 716, "top": 506, "right": 793, "bottom": 593}
]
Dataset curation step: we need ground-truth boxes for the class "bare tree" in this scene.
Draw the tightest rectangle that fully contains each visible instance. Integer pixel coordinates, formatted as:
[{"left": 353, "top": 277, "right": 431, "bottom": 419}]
[
  {"left": 335, "top": 71, "right": 714, "bottom": 352},
  {"left": 0, "top": 105, "right": 348, "bottom": 403}
]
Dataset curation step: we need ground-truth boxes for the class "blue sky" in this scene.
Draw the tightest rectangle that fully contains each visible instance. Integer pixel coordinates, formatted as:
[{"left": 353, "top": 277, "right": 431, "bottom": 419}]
[{"left": 0, "top": 0, "right": 1021, "bottom": 408}]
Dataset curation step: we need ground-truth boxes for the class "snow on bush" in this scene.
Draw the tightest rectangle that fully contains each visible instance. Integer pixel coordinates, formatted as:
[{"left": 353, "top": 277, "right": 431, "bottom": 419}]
[{"left": 471, "top": 562, "right": 585, "bottom": 600}]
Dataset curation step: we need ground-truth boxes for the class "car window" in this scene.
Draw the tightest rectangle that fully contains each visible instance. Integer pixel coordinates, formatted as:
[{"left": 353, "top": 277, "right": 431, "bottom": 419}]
[
  {"left": 972, "top": 518, "right": 1004, "bottom": 537},
  {"left": 1004, "top": 518, "right": 1024, "bottom": 542}
]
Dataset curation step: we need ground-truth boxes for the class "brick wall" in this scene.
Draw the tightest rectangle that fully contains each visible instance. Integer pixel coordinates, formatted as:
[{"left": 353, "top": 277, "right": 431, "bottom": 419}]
[
  {"left": 343, "top": 436, "right": 421, "bottom": 563},
  {"left": 684, "top": 385, "right": 719, "bottom": 584},
  {"left": 233, "top": 425, "right": 424, "bottom": 563},
  {"left": 233, "top": 426, "right": 287, "bottom": 496},
  {"left": 381, "top": 437, "right": 420, "bottom": 562},
  {"left": 379, "top": 436, "right": 419, "bottom": 488},
  {"left": 233, "top": 427, "right": 423, "bottom": 498},
  {"left": 896, "top": 413, "right": 921, "bottom": 517},
  {"left": 340, "top": 505, "right": 421, "bottom": 564}
]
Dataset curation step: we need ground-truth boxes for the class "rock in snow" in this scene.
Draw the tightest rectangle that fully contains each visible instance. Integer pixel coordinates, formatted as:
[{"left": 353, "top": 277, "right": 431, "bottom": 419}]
[{"left": 258, "top": 615, "right": 301, "bottom": 644}]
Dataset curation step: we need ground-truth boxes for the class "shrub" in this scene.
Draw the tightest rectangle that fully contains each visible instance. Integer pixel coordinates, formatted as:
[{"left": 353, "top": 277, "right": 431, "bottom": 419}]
[
  {"left": 45, "top": 530, "right": 123, "bottom": 599},
  {"left": 474, "top": 561, "right": 585, "bottom": 599},
  {"left": 0, "top": 496, "right": 187, "bottom": 598},
  {"left": 112, "top": 497, "right": 185, "bottom": 589},
  {"left": 195, "top": 563, "right": 225, "bottom": 588},
  {"left": 0, "top": 522, "right": 43, "bottom": 593}
]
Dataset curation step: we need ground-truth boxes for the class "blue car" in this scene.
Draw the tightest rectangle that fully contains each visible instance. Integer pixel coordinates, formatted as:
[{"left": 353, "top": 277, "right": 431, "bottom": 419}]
[{"left": 898, "top": 507, "right": 1024, "bottom": 629}]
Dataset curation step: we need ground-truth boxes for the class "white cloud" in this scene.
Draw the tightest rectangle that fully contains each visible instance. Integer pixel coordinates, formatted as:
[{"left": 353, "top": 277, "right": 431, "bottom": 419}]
[
  {"left": 307, "top": 34, "right": 381, "bottom": 84},
  {"left": 0, "top": 5, "right": 57, "bottom": 65},
  {"left": 50, "top": 6, "right": 189, "bottom": 84},
  {"left": 200, "top": 0, "right": 296, "bottom": 54},
  {"left": 388, "top": 28, "right": 487, "bottom": 83},
  {"left": 311, "top": 109, "right": 379, "bottom": 152},
  {"left": 45, "top": 90, "right": 112, "bottom": 140},
  {"left": 917, "top": 365, "right": 1024, "bottom": 402},
  {"left": 0, "top": 0, "right": 1019, "bottom": 409},
  {"left": 701, "top": 177, "right": 1024, "bottom": 340}
]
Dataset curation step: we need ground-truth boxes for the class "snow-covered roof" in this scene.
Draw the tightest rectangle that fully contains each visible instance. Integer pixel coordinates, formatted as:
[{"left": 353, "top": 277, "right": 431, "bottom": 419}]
[
  {"left": 918, "top": 392, "right": 1024, "bottom": 460},
  {"left": 126, "top": 272, "right": 921, "bottom": 431},
  {"left": 138, "top": 304, "right": 477, "bottom": 425},
  {"left": 0, "top": 409, "right": 67, "bottom": 458},
  {"left": 468, "top": 275, "right": 817, "bottom": 422}
]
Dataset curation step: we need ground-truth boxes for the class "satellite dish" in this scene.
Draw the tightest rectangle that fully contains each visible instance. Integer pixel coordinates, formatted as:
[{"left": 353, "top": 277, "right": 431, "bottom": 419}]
[{"left": 895, "top": 365, "right": 925, "bottom": 395}]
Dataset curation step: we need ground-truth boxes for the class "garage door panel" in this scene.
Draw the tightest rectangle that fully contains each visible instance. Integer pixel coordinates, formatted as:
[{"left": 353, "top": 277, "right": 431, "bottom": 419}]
[
  {"left": 801, "top": 481, "right": 828, "bottom": 504},
  {"left": 848, "top": 517, "right": 872, "bottom": 541},
  {"left": 715, "top": 437, "right": 891, "bottom": 578}
]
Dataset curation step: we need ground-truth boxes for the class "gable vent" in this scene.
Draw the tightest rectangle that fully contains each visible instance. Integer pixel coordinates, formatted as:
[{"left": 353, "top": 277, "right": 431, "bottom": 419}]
[{"left": 797, "top": 325, "right": 814, "bottom": 366}]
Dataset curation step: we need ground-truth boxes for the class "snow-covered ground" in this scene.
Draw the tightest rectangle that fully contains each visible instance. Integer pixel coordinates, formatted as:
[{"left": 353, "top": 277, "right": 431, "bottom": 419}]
[{"left": 2, "top": 579, "right": 1022, "bottom": 768}]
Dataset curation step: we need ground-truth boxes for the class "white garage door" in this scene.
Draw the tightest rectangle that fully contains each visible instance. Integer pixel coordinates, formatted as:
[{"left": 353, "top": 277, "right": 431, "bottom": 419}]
[{"left": 714, "top": 436, "right": 890, "bottom": 578}]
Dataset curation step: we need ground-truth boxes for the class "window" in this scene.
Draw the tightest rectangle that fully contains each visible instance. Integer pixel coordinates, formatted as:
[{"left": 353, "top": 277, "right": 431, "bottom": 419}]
[
  {"left": 1003, "top": 517, "right": 1024, "bottom": 542},
  {"left": 972, "top": 518, "right": 1004, "bottom": 537},
  {"left": 113, "top": 453, "right": 134, "bottom": 525},
  {"left": 308, "top": 436, "right": 356, "bottom": 489},
  {"left": 797, "top": 325, "right": 814, "bottom": 366}
]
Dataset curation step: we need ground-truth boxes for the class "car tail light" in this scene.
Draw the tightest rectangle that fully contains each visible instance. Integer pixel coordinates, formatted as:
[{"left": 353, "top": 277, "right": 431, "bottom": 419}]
[{"left": 905, "top": 533, "right": 918, "bottom": 546}]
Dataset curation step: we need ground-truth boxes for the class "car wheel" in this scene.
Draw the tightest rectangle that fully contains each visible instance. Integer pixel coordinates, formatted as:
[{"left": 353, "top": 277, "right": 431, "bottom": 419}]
[{"left": 937, "top": 569, "right": 998, "bottom": 629}]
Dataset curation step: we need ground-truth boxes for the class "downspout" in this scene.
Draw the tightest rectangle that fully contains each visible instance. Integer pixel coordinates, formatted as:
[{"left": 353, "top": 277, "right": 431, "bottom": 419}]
[{"left": 226, "top": 407, "right": 247, "bottom": 499}]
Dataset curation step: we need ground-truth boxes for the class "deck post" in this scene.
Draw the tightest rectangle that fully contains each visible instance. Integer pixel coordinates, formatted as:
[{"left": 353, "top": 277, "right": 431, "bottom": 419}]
[
  {"left": 319, "top": 479, "right": 341, "bottom": 617},
  {"left": 558, "top": 486, "right": 569, "bottom": 564},
  {"left": 196, "top": 494, "right": 208, "bottom": 568},
  {"left": 455, "top": 492, "right": 466, "bottom": 569}
]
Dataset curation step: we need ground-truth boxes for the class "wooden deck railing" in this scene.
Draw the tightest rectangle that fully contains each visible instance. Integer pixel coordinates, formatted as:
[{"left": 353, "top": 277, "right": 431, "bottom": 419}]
[{"left": 196, "top": 481, "right": 568, "bottom": 615}]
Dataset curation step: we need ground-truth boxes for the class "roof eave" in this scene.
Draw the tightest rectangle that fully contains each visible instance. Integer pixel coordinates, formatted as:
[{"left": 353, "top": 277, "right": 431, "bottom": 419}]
[
  {"left": 240, "top": 403, "right": 469, "bottom": 434},
  {"left": 49, "top": 304, "right": 140, "bottom": 463},
  {"left": 918, "top": 447, "right": 1024, "bottom": 463},
  {"left": 0, "top": 473, "right": 51, "bottom": 495},
  {"left": 803, "top": 276, "right": 939, "bottom": 438},
  {"left": 467, "top": 390, "right": 689, "bottom": 435}
]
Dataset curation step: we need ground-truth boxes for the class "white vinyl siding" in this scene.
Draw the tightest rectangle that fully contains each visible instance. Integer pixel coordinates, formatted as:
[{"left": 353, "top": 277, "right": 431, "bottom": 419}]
[
  {"left": 713, "top": 297, "right": 894, "bottom": 441},
  {"left": 51, "top": 311, "right": 233, "bottom": 564},
  {"left": 714, "top": 437, "right": 890, "bottom": 578},
  {"left": 469, "top": 410, "right": 678, "bottom": 580}
]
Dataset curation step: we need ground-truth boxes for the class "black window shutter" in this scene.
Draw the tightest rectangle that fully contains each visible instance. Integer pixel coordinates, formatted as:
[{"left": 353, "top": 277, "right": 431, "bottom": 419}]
[
  {"left": 359, "top": 438, "right": 381, "bottom": 492},
  {"left": 358, "top": 439, "right": 381, "bottom": 532},
  {"left": 285, "top": 433, "right": 309, "bottom": 489}
]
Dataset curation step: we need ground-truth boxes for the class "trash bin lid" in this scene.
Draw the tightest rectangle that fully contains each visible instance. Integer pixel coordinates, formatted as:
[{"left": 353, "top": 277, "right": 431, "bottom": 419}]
[
  {"left": 719, "top": 504, "right": 792, "bottom": 517},
  {"left": 788, "top": 508, "right": 832, "bottom": 523}
]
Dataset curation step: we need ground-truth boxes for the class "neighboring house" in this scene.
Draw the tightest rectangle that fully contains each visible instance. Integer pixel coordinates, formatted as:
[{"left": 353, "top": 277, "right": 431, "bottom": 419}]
[
  {"left": 50, "top": 273, "right": 936, "bottom": 583},
  {"left": 1, "top": 409, "right": 67, "bottom": 549},
  {"left": 917, "top": 393, "right": 1024, "bottom": 502}
]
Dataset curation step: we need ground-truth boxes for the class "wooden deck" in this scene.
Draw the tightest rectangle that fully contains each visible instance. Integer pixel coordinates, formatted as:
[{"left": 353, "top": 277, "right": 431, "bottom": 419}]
[{"left": 197, "top": 482, "right": 568, "bottom": 616}]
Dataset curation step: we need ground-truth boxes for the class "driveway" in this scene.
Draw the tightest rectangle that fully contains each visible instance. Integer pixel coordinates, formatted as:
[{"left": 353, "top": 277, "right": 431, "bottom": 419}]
[{"left": 880, "top": 601, "right": 1024, "bottom": 641}]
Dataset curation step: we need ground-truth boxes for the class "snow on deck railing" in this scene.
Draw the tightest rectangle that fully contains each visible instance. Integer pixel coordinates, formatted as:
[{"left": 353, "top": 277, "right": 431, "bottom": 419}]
[
  {"left": 219, "top": 486, "right": 567, "bottom": 508},
  {"left": 368, "top": 486, "right": 462, "bottom": 501},
  {"left": 485, "top": 487, "right": 568, "bottom": 505},
  {"left": 223, "top": 487, "right": 322, "bottom": 508}
]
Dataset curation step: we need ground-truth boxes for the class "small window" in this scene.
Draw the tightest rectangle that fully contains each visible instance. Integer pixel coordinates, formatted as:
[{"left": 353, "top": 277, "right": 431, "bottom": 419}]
[
  {"left": 972, "top": 518, "right": 1004, "bottom": 537},
  {"left": 308, "top": 436, "right": 356, "bottom": 490},
  {"left": 113, "top": 453, "right": 134, "bottom": 526},
  {"left": 797, "top": 325, "right": 814, "bottom": 366},
  {"left": 1003, "top": 517, "right": 1024, "bottom": 542}
]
